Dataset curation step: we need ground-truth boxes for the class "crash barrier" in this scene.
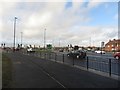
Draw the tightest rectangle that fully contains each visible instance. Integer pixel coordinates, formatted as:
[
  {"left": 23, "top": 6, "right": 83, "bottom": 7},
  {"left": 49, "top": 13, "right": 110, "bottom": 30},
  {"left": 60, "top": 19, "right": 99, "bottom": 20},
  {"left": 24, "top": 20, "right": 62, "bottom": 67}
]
[{"left": 23, "top": 51, "right": 119, "bottom": 77}]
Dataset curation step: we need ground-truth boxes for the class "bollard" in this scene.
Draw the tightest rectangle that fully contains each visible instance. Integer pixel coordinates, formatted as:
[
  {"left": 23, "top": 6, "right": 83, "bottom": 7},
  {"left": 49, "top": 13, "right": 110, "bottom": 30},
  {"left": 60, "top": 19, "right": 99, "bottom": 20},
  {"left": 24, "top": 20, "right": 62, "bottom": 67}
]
[
  {"left": 87, "top": 57, "right": 89, "bottom": 70},
  {"left": 109, "top": 59, "right": 111, "bottom": 76},
  {"left": 63, "top": 54, "right": 64, "bottom": 63}
]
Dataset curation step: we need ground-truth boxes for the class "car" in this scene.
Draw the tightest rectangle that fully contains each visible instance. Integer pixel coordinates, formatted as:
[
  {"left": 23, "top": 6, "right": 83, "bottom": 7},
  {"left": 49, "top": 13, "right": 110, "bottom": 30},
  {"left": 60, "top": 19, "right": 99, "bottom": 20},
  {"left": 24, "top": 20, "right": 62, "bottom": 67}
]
[
  {"left": 95, "top": 50, "right": 105, "bottom": 54},
  {"left": 67, "top": 50, "right": 86, "bottom": 59},
  {"left": 59, "top": 49, "right": 64, "bottom": 52},
  {"left": 27, "top": 48, "right": 35, "bottom": 53},
  {"left": 113, "top": 52, "right": 120, "bottom": 60}
]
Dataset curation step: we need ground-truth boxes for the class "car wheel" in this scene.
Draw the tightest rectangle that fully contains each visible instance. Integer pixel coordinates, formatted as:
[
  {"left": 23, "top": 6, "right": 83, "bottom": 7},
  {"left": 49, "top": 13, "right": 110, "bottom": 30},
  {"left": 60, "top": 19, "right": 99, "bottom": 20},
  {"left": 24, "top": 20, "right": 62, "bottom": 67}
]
[
  {"left": 67, "top": 55, "right": 69, "bottom": 57},
  {"left": 115, "top": 56, "right": 119, "bottom": 60}
]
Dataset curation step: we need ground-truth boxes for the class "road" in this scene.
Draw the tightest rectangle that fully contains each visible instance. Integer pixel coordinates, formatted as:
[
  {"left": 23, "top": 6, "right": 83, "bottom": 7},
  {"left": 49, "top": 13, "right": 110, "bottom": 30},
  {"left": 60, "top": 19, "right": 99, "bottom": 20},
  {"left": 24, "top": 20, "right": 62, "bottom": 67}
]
[{"left": 5, "top": 52, "right": 119, "bottom": 88}]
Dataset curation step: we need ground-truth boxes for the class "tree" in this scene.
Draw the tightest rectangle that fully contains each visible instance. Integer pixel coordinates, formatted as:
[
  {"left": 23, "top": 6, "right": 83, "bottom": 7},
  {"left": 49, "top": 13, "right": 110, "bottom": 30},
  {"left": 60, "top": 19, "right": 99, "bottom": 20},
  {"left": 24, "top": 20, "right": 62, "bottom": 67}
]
[{"left": 74, "top": 46, "right": 79, "bottom": 50}]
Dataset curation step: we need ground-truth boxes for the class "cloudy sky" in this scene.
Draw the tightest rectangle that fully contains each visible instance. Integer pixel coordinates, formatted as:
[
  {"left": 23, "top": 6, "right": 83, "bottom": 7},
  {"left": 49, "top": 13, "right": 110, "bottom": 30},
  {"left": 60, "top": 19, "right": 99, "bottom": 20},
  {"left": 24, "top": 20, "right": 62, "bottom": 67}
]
[{"left": 0, "top": 0, "right": 119, "bottom": 47}]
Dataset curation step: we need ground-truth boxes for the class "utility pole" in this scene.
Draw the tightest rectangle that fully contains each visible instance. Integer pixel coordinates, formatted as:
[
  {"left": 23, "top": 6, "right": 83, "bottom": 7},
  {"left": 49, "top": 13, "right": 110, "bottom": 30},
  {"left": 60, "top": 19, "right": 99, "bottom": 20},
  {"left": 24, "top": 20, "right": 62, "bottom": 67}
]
[{"left": 13, "top": 17, "right": 17, "bottom": 51}]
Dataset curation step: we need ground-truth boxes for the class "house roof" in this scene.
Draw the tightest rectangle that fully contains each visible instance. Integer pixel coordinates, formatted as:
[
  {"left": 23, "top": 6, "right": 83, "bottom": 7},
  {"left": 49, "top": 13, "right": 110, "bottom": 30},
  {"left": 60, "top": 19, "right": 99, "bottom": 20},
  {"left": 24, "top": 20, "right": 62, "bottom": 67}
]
[{"left": 105, "top": 39, "right": 120, "bottom": 46}]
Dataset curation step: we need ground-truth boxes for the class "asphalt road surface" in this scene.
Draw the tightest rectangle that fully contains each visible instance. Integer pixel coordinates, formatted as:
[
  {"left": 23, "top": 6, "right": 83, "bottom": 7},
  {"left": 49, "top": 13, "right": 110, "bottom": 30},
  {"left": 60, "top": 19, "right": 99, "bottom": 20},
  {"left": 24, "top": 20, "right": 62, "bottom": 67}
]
[{"left": 5, "top": 52, "right": 119, "bottom": 88}]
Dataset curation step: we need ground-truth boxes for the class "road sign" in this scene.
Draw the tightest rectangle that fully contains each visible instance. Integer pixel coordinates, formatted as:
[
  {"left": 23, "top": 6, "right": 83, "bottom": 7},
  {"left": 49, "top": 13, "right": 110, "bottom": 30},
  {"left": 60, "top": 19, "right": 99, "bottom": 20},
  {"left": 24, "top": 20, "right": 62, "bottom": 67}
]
[{"left": 47, "top": 44, "right": 52, "bottom": 49}]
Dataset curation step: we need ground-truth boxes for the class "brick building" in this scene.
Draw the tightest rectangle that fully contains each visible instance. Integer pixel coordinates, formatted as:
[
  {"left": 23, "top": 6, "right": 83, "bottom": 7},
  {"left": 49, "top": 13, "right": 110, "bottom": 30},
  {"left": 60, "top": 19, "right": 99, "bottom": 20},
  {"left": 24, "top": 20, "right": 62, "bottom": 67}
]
[{"left": 105, "top": 39, "right": 120, "bottom": 52}]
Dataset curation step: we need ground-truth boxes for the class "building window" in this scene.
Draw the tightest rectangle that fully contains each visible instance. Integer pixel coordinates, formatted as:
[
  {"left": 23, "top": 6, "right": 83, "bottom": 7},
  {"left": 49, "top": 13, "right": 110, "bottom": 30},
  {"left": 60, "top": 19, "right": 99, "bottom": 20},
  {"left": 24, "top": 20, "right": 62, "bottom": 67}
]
[
  {"left": 112, "top": 48, "right": 114, "bottom": 50},
  {"left": 111, "top": 45, "right": 114, "bottom": 47},
  {"left": 117, "top": 44, "right": 118, "bottom": 47}
]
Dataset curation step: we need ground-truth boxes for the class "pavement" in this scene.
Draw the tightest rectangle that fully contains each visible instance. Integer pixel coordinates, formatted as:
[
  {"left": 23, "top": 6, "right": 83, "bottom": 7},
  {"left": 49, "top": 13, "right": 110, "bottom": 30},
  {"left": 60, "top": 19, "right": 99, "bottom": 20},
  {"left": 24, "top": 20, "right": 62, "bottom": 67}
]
[{"left": 5, "top": 52, "right": 119, "bottom": 88}]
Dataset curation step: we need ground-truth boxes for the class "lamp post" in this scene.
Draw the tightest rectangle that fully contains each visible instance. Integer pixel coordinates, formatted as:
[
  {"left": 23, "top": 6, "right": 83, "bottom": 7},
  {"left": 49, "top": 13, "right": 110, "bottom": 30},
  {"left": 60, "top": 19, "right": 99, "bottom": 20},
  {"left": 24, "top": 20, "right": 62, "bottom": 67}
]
[
  {"left": 114, "top": 42, "right": 117, "bottom": 54},
  {"left": 21, "top": 32, "right": 23, "bottom": 48},
  {"left": 44, "top": 28, "right": 46, "bottom": 50},
  {"left": 59, "top": 39, "right": 60, "bottom": 47},
  {"left": 13, "top": 17, "right": 17, "bottom": 51},
  {"left": 101, "top": 42, "right": 104, "bottom": 55}
]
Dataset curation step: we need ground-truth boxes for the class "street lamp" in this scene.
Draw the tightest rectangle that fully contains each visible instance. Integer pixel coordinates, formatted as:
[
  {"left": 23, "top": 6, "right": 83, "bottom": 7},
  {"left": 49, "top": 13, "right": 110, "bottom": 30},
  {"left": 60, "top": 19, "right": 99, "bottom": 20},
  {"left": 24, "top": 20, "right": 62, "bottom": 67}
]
[
  {"left": 44, "top": 28, "right": 46, "bottom": 50},
  {"left": 101, "top": 41, "right": 104, "bottom": 55},
  {"left": 59, "top": 39, "right": 60, "bottom": 47},
  {"left": 13, "top": 17, "right": 17, "bottom": 51},
  {"left": 21, "top": 32, "right": 23, "bottom": 48}
]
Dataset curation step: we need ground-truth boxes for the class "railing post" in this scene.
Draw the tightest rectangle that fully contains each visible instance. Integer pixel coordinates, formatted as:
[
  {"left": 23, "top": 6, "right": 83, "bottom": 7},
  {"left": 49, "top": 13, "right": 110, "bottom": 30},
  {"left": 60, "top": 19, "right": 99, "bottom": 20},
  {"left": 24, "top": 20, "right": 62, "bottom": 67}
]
[
  {"left": 44, "top": 53, "right": 46, "bottom": 59},
  {"left": 55, "top": 53, "right": 57, "bottom": 62},
  {"left": 73, "top": 55, "right": 74, "bottom": 66},
  {"left": 63, "top": 54, "right": 64, "bottom": 63},
  {"left": 40, "top": 52, "right": 41, "bottom": 58},
  {"left": 49, "top": 53, "right": 51, "bottom": 59},
  {"left": 109, "top": 59, "right": 111, "bottom": 76},
  {"left": 45, "top": 53, "right": 47, "bottom": 60},
  {"left": 48, "top": 53, "right": 50, "bottom": 59},
  {"left": 87, "top": 57, "right": 89, "bottom": 70},
  {"left": 46, "top": 53, "right": 47, "bottom": 60},
  {"left": 36, "top": 51, "right": 37, "bottom": 56}
]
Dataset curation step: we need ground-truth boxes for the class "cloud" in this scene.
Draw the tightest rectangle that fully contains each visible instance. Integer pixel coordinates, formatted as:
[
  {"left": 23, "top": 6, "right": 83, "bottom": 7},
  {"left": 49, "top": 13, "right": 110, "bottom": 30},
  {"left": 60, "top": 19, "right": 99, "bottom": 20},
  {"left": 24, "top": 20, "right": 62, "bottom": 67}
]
[
  {"left": 1, "top": 1, "right": 118, "bottom": 47},
  {"left": 87, "top": 0, "right": 103, "bottom": 9},
  {"left": 102, "top": 27, "right": 118, "bottom": 39},
  {"left": 25, "top": 12, "right": 52, "bottom": 28},
  {"left": 114, "top": 14, "right": 118, "bottom": 20}
]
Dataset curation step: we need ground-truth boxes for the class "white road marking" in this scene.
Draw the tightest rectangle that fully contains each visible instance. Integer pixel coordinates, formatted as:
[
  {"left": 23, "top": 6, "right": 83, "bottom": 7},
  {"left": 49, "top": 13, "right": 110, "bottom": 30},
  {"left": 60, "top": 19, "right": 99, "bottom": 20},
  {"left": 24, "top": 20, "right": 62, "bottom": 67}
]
[{"left": 29, "top": 60, "right": 66, "bottom": 88}]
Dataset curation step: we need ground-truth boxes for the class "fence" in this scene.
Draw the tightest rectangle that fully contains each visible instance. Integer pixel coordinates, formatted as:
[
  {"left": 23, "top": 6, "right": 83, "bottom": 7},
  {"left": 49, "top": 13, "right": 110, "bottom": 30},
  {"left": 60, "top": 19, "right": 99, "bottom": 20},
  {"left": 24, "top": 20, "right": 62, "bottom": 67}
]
[{"left": 22, "top": 50, "right": 120, "bottom": 76}]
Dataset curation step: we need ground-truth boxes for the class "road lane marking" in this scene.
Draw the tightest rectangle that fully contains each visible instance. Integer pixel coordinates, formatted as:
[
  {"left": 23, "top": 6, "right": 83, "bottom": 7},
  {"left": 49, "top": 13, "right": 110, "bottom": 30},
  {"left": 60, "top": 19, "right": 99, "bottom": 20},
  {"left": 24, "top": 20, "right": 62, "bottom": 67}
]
[
  {"left": 28, "top": 60, "right": 66, "bottom": 88},
  {"left": 18, "top": 53, "right": 66, "bottom": 88}
]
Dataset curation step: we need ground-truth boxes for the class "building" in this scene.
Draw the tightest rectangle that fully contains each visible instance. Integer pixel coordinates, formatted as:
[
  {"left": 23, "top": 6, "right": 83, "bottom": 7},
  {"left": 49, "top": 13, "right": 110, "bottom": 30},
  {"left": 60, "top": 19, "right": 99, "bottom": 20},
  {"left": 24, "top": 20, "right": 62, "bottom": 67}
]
[{"left": 105, "top": 39, "right": 120, "bottom": 52}]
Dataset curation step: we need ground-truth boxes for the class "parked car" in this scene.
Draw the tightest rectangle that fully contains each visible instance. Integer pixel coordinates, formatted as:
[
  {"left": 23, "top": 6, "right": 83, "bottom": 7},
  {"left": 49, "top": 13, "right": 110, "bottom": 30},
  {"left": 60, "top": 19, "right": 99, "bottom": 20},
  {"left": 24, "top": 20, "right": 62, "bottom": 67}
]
[
  {"left": 95, "top": 50, "right": 105, "bottom": 54},
  {"left": 113, "top": 52, "right": 120, "bottom": 60},
  {"left": 67, "top": 50, "right": 86, "bottom": 59}
]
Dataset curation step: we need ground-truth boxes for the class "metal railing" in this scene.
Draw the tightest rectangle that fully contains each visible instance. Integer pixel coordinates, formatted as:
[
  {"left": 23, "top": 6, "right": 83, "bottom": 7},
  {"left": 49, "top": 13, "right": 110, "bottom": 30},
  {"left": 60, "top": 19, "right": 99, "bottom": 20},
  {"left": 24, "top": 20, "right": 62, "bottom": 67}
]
[{"left": 19, "top": 50, "right": 120, "bottom": 76}]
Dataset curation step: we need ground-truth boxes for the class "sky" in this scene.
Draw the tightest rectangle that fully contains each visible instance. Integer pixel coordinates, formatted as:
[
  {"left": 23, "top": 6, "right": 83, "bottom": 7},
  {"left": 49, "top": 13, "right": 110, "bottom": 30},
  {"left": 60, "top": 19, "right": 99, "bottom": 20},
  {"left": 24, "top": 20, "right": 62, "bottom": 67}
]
[{"left": 0, "top": 0, "right": 119, "bottom": 47}]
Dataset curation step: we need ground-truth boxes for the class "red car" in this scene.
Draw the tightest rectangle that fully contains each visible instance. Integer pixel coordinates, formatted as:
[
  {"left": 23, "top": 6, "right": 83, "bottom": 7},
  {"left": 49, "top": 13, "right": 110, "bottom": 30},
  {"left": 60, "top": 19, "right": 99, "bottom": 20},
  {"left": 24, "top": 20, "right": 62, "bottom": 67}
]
[{"left": 114, "top": 52, "right": 120, "bottom": 59}]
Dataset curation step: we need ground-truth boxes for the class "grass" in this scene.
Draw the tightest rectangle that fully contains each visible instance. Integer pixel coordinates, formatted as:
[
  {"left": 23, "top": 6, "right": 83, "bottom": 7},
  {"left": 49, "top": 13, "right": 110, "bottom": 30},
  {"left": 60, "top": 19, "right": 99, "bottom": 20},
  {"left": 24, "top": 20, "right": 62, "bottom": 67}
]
[
  {"left": 2, "top": 53, "right": 12, "bottom": 88},
  {"left": 35, "top": 49, "right": 53, "bottom": 53}
]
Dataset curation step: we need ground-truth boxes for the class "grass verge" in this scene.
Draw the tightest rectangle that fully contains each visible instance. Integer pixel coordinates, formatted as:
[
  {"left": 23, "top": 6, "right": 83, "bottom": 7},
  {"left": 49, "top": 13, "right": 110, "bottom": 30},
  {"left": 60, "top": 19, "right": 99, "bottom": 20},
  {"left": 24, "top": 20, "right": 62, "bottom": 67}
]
[{"left": 2, "top": 53, "right": 12, "bottom": 88}]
